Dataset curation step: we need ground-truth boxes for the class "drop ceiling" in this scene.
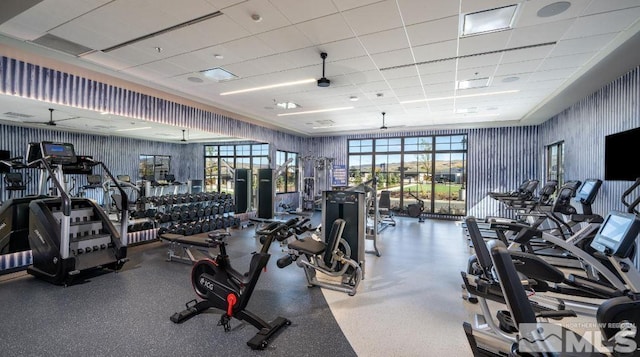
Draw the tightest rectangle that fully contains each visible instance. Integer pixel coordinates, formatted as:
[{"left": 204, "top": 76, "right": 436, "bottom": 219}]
[{"left": 0, "top": 0, "right": 639, "bottom": 140}]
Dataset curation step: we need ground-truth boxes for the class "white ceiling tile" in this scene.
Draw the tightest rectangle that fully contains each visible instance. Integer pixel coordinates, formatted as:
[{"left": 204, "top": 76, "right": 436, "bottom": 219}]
[
  {"left": 222, "top": 0, "right": 292, "bottom": 34},
  {"left": 358, "top": 80, "right": 391, "bottom": 93},
  {"left": 494, "top": 59, "right": 542, "bottom": 77},
  {"left": 221, "top": 36, "right": 276, "bottom": 61},
  {"left": 256, "top": 26, "right": 313, "bottom": 52},
  {"left": 457, "top": 65, "right": 497, "bottom": 81},
  {"left": 458, "top": 30, "right": 511, "bottom": 57},
  {"left": 387, "top": 76, "right": 422, "bottom": 89},
  {"left": 342, "top": 0, "right": 403, "bottom": 36},
  {"left": 405, "top": 16, "right": 459, "bottom": 46},
  {"left": 561, "top": 8, "right": 640, "bottom": 40},
  {"left": 420, "top": 71, "right": 456, "bottom": 85},
  {"left": 295, "top": 13, "right": 354, "bottom": 45},
  {"left": 101, "top": 46, "right": 160, "bottom": 68},
  {"left": 550, "top": 33, "right": 617, "bottom": 57},
  {"left": 507, "top": 19, "right": 574, "bottom": 48},
  {"left": 81, "top": 51, "right": 140, "bottom": 71},
  {"left": 204, "top": 0, "right": 246, "bottom": 9},
  {"left": 528, "top": 67, "right": 577, "bottom": 82},
  {"left": 382, "top": 66, "right": 419, "bottom": 80},
  {"left": 331, "top": 0, "right": 381, "bottom": 12},
  {"left": 412, "top": 40, "right": 458, "bottom": 63},
  {"left": 359, "top": 28, "right": 410, "bottom": 55},
  {"left": 582, "top": 0, "right": 640, "bottom": 16},
  {"left": 537, "top": 52, "right": 596, "bottom": 72},
  {"left": 345, "top": 69, "right": 385, "bottom": 84},
  {"left": 270, "top": 0, "right": 338, "bottom": 24},
  {"left": 318, "top": 38, "right": 368, "bottom": 61},
  {"left": 516, "top": 0, "right": 592, "bottom": 27},
  {"left": 131, "top": 60, "right": 191, "bottom": 78},
  {"left": 397, "top": 0, "right": 460, "bottom": 26},
  {"left": 370, "top": 48, "right": 414, "bottom": 69},
  {"left": 0, "top": 0, "right": 111, "bottom": 41},
  {"left": 332, "top": 56, "right": 378, "bottom": 76},
  {"left": 393, "top": 86, "right": 424, "bottom": 97},
  {"left": 416, "top": 61, "right": 457, "bottom": 75},
  {"left": 457, "top": 53, "right": 503, "bottom": 70},
  {"left": 500, "top": 44, "right": 554, "bottom": 63}
]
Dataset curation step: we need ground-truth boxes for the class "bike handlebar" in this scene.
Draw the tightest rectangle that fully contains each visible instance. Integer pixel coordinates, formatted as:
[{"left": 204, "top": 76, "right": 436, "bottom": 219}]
[{"left": 621, "top": 177, "right": 640, "bottom": 214}]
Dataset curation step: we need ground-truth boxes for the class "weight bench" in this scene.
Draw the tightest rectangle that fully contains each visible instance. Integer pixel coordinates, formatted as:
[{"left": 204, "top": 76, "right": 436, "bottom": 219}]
[{"left": 160, "top": 230, "right": 230, "bottom": 264}]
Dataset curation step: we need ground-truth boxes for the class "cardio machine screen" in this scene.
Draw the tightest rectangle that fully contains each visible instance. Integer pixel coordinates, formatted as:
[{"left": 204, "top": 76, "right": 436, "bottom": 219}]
[
  {"left": 41, "top": 142, "right": 77, "bottom": 165},
  {"left": 575, "top": 179, "right": 602, "bottom": 204},
  {"left": 591, "top": 210, "right": 640, "bottom": 258}
]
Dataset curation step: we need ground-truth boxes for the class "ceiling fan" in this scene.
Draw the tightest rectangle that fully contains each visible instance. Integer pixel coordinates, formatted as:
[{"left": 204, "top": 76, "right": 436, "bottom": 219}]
[
  {"left": 317, "top": 52, "right": 330, "bottom": 88},
  {"left": 379, "top": 112, "right": 405, "bottom": 130},
  {"left": 25, "top": 108, "right": 79, "bottom": 126}
]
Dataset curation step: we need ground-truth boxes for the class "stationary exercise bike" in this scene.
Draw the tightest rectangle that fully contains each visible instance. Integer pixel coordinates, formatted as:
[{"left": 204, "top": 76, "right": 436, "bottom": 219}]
[{"left": 170, "top": 219, "right": 298, "bottom": 350}]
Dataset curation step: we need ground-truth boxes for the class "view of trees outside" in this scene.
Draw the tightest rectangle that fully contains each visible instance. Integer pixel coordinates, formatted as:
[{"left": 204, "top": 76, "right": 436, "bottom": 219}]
[
  {"left": 348, "top": 135, "right": 467, "bottom": 215},
  {"left": 204, "top": 143, "right": 269, "bottom": 210}
]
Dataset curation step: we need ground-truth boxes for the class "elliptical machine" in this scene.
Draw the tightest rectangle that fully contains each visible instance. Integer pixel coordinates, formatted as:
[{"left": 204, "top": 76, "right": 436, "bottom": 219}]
[{"left": 170, "top": 219, "right": 298, "bottom": 350}]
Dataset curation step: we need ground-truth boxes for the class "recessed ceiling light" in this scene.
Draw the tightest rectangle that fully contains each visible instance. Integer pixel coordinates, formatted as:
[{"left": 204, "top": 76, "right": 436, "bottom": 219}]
[
  {"left": 277, "top": 106, "right": 354, "bottom": 117},
  {"left": 187, "top": 76, "right": 204, "bottom": 83},
  {"left": 276, "top": 101, "right": 300, "bottom": 109},
  {"left": 537, "top": 2, "right": 571, "bottom": 18},
  {"left": 213, "top": 54, "right": 224, "bottom": 59},
  {"left": 400, "top": 90, "right": 520, "bottom": 104},
  {"left": 220, "top": 78, "right": 315, "bottom": 96},
  {"left": 457, "top": 77, "right": 490, "bottom": 89},
  {"left": 154, "top": 47, "right": 162, "bottom": 53},
  {"left": 349, "top": 96, "right": 359, "bottom": 102},
  {"left": 200, "top": 67, "right": 237, "bottom": 82},
  {"left": 462, "top": 5, "right": 518, "bottom": 36},
  {"left": 502, "top": 76, "right": 520, "bottom": 83},
  {"left": 251, "top": 14, "right": 262, "bottom": 22},
  {"left": 376, "top": 93, "right": 384, "bottom": 98}
]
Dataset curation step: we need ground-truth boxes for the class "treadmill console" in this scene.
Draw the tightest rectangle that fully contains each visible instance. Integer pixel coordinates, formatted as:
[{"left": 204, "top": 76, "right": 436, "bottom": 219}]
[
  {"left": 591, "top": 210, "right": 640, "bottom": 258},
  {"left": 41, "top": 142, "right": 77, "bottom": 165},
  {"left": 575, "top": 179, "right": 602, "bottom": 205}
]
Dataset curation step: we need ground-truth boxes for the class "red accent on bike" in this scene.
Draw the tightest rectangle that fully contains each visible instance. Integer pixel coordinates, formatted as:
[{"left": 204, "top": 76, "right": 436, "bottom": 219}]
[{"left": 226, "top": 293, "right": 237, "bottom": 316}]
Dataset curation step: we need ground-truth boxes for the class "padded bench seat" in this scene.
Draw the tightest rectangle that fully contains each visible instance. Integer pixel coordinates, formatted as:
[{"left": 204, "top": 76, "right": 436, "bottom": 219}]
[
  {"left": 288, "top": 238, "right": 326, "bottom": 256},
  {"left": 160, "top": 230, "right": 230, "bottom": 264}
]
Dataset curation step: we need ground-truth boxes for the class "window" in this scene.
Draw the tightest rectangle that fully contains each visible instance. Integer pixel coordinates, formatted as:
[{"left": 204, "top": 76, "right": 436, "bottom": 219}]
[
  {"left": 347, "top": 134, "right": 467, "bottom": 216},
  {"left": 204, "top": 143, "right": 269, "bottom": 208},
  {"left": 276, "top": 150, "right": 298, "bottom": 193},
  {"left": 546, "top": 141, "right": 564, "bottom": 187}
]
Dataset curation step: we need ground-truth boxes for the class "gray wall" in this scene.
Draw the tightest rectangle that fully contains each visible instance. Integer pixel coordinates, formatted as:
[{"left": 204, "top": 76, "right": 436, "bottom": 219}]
[{"left": 538, "top": 65, "right": 640, "bottom": 216}]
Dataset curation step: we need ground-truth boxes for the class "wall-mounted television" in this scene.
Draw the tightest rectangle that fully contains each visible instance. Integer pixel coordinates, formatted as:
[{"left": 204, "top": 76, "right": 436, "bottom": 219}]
[{"left": 605, "top": 127, "right": 640, "bottom": 181}]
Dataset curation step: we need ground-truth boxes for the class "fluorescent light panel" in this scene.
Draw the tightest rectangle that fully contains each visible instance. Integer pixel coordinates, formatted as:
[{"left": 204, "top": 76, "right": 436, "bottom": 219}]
[
  {"left": 220, "top": 78, "right": 315, "bottom": 96},
  {"left": 400, "top": 90, "right": 520, "bottom": 104},
  {"left": 277, "top": 106, "right": 354, "bottom": 117},
  {"left": 115, "top": 126, "right": 152, "bottom": 132},
  {"left": 462, "top": 5, "right": 518, "bottom": 36},
  {"left": 457, "top": 77, "right": 490, "bottom": 90},
  {"left": 201, "top": 67, "right": 237, "bottom": 82}
]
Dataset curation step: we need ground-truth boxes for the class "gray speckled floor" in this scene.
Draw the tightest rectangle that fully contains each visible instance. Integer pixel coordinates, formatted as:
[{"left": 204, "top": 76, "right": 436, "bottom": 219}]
[{"left": 0, "top": 215, "right": 476, "bottom": 357}]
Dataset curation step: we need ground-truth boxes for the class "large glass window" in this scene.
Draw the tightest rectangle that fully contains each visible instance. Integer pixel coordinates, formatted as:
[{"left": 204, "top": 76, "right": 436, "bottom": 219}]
[
  {"left": 204, "top": 143, "right": 269, "bottom": 209},
  {"left": 276, "top": 150, "right": 298, "bottom": 193},
  {"left": 348, "top": 134, "right": 467, "bottom": 216},
  {"left": 546, "top": 141, "right": 564, "bottom": 187}
]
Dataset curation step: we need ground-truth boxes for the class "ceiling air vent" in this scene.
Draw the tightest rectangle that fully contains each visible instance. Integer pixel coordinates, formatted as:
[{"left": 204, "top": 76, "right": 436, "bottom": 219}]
[
  {"left": 3, "top": 112, "right": 34, "bottom": 118},
  {"left": 32, "top": 34, "right": 94, "bottom": 56}
]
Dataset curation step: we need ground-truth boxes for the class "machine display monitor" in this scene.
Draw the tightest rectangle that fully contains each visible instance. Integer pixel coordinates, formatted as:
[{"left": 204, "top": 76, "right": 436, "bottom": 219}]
[
  {"left": 41, "top": 142, "right": 77, "bottom": 165},
  {"left": 591, "top": 210, "right": 640, "bottom": 258},
  {"left": 63, "top": 155, "right": 93, "bottom": 174},
  {"left": 86, "top": 175, "right": 102, "bottom": 185},
  {"left": 575, "top": 179, "right": 602, "bottom": 204},
  {"left": 165, "top": 174, "right": 175, "bottom": 182},
  {"left": 0, "top": 150, "right": 10, "bottom": 173}
]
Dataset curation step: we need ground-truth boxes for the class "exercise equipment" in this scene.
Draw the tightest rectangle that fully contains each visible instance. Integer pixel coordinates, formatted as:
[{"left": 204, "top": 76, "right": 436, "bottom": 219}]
[
  {"left": 234, "top": 168, "right": 250, "bottom": 214},
  {"left": 277, "top": 218, "right": 363, "bottom": 296},
  {"left": 169, "top": 220, "right": 296, "bottom": 350},
  {"left": 322, "top": 190, "right": 367, "bottom": 275},
  {"left": 24, "top": 142, "right": 130, "bottom": 285},
  {"left": 406, "top": 189, "right": 425, "bottom": 222},
  {"left": 160, "top": 229, "right": 230, "bottom": 264}
]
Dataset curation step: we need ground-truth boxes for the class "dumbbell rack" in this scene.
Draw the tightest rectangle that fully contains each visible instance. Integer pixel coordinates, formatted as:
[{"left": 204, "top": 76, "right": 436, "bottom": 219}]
[{"left": 129, "top": 192, "right": 241, "bottom": 238}]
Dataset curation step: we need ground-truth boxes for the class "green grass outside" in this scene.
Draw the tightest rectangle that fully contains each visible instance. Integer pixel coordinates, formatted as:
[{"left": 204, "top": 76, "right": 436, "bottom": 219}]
[{"left": 386, "top": 182, "right": 463, "bottom": 195}]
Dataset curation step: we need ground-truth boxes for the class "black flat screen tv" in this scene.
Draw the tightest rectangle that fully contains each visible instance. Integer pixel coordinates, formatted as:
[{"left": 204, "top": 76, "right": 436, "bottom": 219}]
[{"left": 605, "top": 127, "right": 640, "bottom": 181}]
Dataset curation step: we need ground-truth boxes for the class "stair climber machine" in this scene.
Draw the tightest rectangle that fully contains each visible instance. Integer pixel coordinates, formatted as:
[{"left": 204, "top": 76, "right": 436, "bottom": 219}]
[{"left": 25, "top": 141, "right": 130, "bottom": 285}]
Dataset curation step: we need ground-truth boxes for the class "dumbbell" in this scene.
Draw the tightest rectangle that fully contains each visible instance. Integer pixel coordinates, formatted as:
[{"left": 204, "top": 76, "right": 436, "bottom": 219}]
[
  {"left": 157, "top": 226, "right": 168, "bottom": 237},
  {"left": 188, "top": 209, "right": 197, "bottom": 220},
  {"left": 184, "top": 224, "right": 194, "bottom": 236},
  {"left": 197, "top": 208, "right": 205, "bottom": 218},
  {"left": 215, "top": 218, "right": 223, "bottom": 229},
  {"left": 201, "top": 220, "right": 210, "bottom": 232},
  {"left": 142, "top": 221, "right": 153, "bottom": 230},
  {"left": 193, "top": 222, "right": 202, "bottom": 234},
  {"left": 180, "top": 211, "right": 189, "bottom": 220}
]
